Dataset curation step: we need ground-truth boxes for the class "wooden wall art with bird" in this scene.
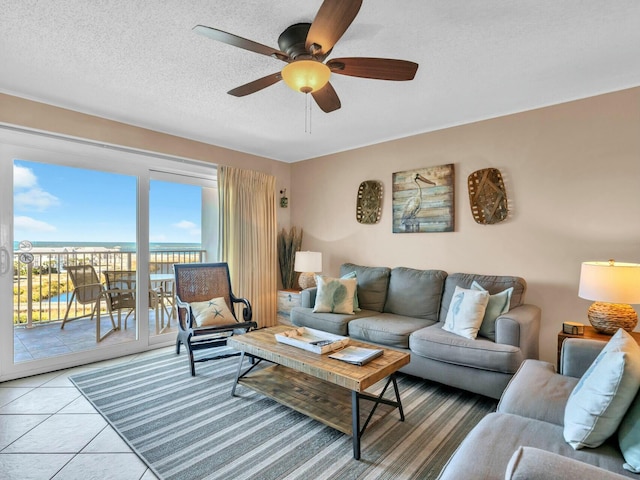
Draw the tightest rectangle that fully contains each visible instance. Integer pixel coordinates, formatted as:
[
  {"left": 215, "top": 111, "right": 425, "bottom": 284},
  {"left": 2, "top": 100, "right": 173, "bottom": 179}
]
[{"left": 401, "top": 173, "right": 436, "bottom": 232}]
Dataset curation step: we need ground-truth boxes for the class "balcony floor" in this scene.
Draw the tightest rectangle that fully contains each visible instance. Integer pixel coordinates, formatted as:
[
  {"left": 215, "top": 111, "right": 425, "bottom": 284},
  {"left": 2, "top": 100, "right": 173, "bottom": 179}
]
[{"left": 13, "top": 312, "right": 178, "bottom": 363}]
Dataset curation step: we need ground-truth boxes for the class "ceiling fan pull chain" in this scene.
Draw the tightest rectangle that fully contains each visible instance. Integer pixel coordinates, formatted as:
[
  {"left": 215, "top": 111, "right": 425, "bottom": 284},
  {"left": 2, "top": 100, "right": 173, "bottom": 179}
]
[{"left": 305, "top": 93, "right": 312, "bottom": 134}]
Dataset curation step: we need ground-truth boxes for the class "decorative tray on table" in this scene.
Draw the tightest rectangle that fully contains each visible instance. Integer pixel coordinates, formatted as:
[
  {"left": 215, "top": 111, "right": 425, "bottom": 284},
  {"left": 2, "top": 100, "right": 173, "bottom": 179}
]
[{"left": 275, "top": 327, "right": 349, "bottom": 354}]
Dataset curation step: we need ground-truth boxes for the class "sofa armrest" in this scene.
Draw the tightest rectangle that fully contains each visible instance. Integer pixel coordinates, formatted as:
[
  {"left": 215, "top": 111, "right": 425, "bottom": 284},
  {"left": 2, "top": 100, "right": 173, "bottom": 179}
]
[
  {"left": 495, "top": 304, "right": 541, "bottom": 359},
  {"left": 300, "top": 287, "right": 318, "bottom": 308},
  {"left": 560, "top": 338, "right": 606, "bottom": 378},
  {"left": 506, "top": 446, "right": 630, "bottom": 480}
]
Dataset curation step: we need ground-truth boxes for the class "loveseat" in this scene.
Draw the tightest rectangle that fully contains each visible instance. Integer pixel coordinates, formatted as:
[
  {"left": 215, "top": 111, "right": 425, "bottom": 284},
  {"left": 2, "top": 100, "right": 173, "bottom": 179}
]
[
  {"left": 290, "top": 263, "right": 541, "bottom": 399},
  {"left": 438, "top": 334, "right": 640, "bottom": 479}
]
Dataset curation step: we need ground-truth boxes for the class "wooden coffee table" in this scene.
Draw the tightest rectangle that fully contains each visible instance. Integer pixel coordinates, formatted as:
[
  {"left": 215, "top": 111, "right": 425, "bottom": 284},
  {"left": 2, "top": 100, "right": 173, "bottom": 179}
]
[{"left": 228, "top": 325, "right": 410, "bottom": 460}]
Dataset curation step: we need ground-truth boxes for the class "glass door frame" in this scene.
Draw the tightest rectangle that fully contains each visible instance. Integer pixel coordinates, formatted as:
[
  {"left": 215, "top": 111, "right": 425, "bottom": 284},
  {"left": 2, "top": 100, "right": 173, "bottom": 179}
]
[{"left": 0, "top": 127, "right": 217, "bottom": 381}]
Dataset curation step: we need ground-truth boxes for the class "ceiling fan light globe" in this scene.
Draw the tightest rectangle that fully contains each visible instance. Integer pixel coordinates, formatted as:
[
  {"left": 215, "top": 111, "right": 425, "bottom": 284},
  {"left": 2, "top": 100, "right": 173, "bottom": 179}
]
[{"left": 281, "top": 60, "right": 331, "bottom": 94}]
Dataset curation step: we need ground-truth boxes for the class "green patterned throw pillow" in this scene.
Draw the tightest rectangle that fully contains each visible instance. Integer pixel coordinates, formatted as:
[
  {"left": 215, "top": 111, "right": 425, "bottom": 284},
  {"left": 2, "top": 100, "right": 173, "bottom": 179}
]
[{"left": 313, "top": 275, "right": 357, "bottom": 314}]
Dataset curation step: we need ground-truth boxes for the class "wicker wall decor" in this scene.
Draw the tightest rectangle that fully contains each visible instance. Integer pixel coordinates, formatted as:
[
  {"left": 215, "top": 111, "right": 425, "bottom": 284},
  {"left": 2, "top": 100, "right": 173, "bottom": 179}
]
[
  {"left": 356, "top": 180, "right": 383, "bottom": 224},
  {"left": 468, "top": 168, "right": 508, "bottom": 225}
]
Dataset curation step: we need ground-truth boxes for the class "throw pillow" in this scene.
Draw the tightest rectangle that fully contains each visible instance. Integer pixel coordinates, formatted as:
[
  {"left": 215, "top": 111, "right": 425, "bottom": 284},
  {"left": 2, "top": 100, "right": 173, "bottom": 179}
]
[
  {"left": 190, "top": 297, "right": 236, "bottom": 327},
  {"left": 471, "top": 281, "right": 513, "bottom": 341},
  {"left": 564, "top": 329, "right": 640, "bottom": 449},
  {"left": 442, "top": 286, "right": 490, "bottom": 340},
  {"left": 313, "top": 275, "right": 357, "bottom": 314},
  {"left": 619, "top": 392, "right": 640, "bottom": 473},
  {"left": 342, "top": 271, "right": 360, "bottom": 312}
]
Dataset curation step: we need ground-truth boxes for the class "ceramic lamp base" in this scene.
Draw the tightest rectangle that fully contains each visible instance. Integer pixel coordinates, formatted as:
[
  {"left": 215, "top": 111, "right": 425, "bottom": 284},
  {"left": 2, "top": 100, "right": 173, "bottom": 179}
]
[
  {"left": 298, "top": 272, "right": 317, "bottom": 290},
  {"left": 588, "top": 301, "right": 638, "bottom": 335}
]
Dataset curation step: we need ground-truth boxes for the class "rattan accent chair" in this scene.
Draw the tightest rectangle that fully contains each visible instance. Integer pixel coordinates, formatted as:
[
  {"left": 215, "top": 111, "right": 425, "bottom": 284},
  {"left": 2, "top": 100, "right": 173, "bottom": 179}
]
[
  {"left": 174, "top": 262, "right": 256, "bottom": 376},
  {"left": 61, "top": 265, "right": 105, "bottom": 329}
]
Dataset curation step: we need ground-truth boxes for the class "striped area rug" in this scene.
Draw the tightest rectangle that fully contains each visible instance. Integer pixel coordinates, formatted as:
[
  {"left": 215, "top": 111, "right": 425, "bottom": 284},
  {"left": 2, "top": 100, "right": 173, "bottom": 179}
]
[{"left": 70, "top": 349, "right": 496, "bottom": 480}]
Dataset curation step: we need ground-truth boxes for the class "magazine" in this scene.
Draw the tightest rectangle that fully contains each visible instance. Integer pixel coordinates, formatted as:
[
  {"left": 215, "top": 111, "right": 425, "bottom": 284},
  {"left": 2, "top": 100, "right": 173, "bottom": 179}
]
[{"left": 329, "top": 346, "right": 383, "bottom": 366}]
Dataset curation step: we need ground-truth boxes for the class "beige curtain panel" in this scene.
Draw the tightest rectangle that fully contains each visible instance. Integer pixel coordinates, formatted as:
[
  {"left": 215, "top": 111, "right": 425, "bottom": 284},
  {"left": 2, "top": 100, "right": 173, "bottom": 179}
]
[{"left": 218, "top": 165, "right": 278, "bottom": 328}]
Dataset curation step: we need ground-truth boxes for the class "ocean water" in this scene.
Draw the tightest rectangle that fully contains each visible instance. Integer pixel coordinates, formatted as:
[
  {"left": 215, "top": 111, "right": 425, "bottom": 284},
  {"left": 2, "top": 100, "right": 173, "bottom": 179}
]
[{"left": 14, "top": 241, "right": 201, "bottom": 251}]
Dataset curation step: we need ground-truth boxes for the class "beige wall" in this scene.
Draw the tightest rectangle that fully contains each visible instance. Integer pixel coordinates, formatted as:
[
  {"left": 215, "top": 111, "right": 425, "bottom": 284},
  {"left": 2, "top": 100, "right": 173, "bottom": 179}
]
[{"left": 291, "top": 87, "right": 640, "bottom": 364}]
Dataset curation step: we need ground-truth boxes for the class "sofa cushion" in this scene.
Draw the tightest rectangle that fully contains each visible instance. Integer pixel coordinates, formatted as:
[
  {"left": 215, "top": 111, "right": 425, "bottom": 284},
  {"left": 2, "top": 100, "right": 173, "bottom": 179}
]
[
  {"left": 340, "top": 263, "right": 390, "bottom": 312},
  {"left": 348, "top": 313, "right": 435, "bottom": 349},
  {"left": 438, "top": 412, "right": 635, "bottom": 480},
  {"left": 471, "top": 280, "right": 513, "bottom": 341},
  {"left": 564, "top": 329, "right": 640, "bottom": 450},
  {"left": 442, "top": 286, "right": 490, "bottom": 340},
  {"left": 313, "top": 275, "right": 357, "bottom": 314},
  {"left": 290, "top": 307, "right": 380, "bottom": 336},
  {"left": 498, "top": 359, "right": 579, "bottom": 426},
  {"left": 619, "top": 391, "right": 640, "bottom": 473},
  {"left": 410, "top": 324, "right": 523, "bottom": 373},
  {"left": 383, "top": 267, "right": 446, "bottom": 320},
  {"left": 439, "top": 273, "right": 526, "bottom": 322}
]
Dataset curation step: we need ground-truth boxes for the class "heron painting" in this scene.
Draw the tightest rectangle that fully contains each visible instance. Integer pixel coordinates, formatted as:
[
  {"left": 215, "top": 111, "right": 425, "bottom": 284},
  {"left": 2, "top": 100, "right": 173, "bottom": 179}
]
[{"left": 392, "top": 164, "right": 455, "bottom": 233}]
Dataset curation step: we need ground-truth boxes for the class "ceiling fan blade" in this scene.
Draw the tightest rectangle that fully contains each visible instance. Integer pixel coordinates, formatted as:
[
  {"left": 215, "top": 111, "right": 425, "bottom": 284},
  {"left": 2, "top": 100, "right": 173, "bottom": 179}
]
[
  {"left": 311, "top": 82, "right": 341, "bottom": 113},
  {"left": 305, "top": 0, "right": 363, "bottom": 57},
  {"left": 228, "top": 73, "right": 282, "bottom": 97},
  {"left": 193, "top": 25, "right": 290, "bottom": 62},
  {"left": 327, "top": 58, "right": 419, "bottom": 81}
]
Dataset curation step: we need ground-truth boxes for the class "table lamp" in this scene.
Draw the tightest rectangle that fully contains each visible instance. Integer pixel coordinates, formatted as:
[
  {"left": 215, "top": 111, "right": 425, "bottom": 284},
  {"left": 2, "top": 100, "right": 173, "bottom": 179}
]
[
  {"left": 294, "top": 251, "right": 322, "bottom": 290},
  {"left": 578, "top": 260, "right": 640, "bottom": 334}
]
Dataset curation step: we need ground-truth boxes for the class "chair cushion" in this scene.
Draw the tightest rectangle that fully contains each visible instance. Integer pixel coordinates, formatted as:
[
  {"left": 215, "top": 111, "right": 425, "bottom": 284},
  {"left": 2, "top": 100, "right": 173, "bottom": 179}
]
[
  {"left": 564, "top": 329, "right": 640, "bottom": 450},
  {"left": 410, "top": 324, "right": 523, "bottom": 373},
  {"left": 442, "top": 286, "right": 490, "bottom": 340},
  {"left": 348, "top": 314, "right": 435, "bottom": 349},
  {"left": 290, "top": 307, "right": 380, "bottom": 336},
  {"left": 439, "top": 273, "right": 526, "bottom": 322},
  {"left": 190, "top": 297, "right": 235, "bottom": 326},
  {"left": 471, "top": 280, "right": 513, "bottom": 341},
  {"left": 383, "top": 267, "right": 447, "bottom": 320},
  {"left": 340, "top": 263, "right": 391, "bottom": 312},
  {"left": 313, "top": 275, "right": 357, "bottom": 314}
]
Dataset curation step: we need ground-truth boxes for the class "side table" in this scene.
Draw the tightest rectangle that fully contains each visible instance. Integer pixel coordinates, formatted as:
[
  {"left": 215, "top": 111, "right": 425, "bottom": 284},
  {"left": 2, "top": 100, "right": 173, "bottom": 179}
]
[
  {"left": 557, "top": 325, "right": 640, "bottom": 370},
  {"left": 277, "top": 289, "right": 302, "bottom": 325}
]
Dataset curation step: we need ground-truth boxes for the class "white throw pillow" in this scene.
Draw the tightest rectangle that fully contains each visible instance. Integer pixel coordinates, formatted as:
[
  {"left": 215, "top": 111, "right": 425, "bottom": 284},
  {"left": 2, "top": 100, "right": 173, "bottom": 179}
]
[
  {"left": 190, "top": 297, "right": 236, "bottom": 326},
  {"left": 471, "top": 281, "right": 513, "bottom": 341},
  {"left": 564, "top": 329, "right": 640, "bottom": 449},
  {"left": 442, "top": 286, "right": 490, "bottom": 340},
  {"left": 313, "top": 275, "right": 357, "bottom": 314}
]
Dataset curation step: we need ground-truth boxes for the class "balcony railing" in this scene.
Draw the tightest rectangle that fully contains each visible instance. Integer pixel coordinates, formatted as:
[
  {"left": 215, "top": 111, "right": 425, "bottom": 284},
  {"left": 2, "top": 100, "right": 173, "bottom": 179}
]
[{"left": 13, "top": 248, "right": 205, "bottom": 327}]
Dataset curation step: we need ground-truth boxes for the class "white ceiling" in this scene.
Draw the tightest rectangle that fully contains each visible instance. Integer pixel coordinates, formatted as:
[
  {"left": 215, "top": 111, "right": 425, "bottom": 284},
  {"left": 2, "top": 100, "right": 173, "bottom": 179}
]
[{"left": 1, "top": 1, "right": 639, "bottom": 163}]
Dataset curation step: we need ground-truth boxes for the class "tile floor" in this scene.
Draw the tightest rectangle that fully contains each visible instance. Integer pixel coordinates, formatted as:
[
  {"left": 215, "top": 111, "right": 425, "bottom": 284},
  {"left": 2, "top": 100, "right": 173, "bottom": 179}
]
[{"left": 0, "top": 347, "right": 174, "bottom": 479}]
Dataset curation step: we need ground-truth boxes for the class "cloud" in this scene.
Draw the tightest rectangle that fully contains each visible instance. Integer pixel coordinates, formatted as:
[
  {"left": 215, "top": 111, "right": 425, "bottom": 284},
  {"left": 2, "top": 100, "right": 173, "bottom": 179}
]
[
  {"left": 13, "top": 164, "right": 37, "bottom": 189},
  {"left": 14, "top": 216, "right": 56, "bottom": 232},
  {"left": 15, "top": 188, "right": 61, "bottom": 211},
  {"left": 173, "top": 220, "right": 201, "bottom": 237}
]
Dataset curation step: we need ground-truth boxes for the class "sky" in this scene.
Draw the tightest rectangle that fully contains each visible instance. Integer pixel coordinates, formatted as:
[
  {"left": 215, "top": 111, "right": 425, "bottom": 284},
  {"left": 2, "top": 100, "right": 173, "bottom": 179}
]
[{"left": 13, "top": 160, "right": 202, "bottom": 244}]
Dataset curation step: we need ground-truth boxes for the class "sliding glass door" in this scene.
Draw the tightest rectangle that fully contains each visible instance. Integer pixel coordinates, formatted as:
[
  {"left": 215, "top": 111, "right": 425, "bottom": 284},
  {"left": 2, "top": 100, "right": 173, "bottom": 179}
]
[{"left": 0, "top": 128, "right": 217, "bottom": 381}]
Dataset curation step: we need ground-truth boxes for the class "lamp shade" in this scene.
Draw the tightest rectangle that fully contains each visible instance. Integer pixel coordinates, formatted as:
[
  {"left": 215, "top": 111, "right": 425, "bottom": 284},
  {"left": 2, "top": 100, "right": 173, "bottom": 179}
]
[
  {"left": 281, "top": 60, "right": 331, "bottom": 94},
  {"left": 578, "top": 261, "right": 640, "bottom": 304},
  {"left": 294, "top": 251, "right": 322, "bottom": 273}
]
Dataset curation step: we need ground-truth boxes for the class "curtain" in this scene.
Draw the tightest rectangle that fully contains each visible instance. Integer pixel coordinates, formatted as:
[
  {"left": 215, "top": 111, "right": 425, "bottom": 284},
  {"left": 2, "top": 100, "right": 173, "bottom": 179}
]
[{"left": 218, "top": 165, "right": 278, "bottom": 328}]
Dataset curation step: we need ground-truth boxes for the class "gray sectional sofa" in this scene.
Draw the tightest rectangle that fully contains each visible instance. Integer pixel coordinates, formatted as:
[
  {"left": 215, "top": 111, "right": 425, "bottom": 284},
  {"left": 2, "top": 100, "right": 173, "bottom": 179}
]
[
  {"left": 290, "top": 263, "right": 541, "bottom": 399},
  {"left": 438, "top": 338, "right": 636, "bottom": 479}
]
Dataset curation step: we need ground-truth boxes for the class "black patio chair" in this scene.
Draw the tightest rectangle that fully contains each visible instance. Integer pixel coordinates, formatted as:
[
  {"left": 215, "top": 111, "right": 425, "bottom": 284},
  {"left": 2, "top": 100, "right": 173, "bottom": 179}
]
[{"left": 174, "top": 262, "right": 256, "bottom": 376}]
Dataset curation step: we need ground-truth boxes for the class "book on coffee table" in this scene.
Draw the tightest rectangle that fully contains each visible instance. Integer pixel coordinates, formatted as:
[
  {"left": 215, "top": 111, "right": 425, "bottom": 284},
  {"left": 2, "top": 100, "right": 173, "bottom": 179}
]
[{"left": 329, "top": 346, "right": 383, "bottom": 366}]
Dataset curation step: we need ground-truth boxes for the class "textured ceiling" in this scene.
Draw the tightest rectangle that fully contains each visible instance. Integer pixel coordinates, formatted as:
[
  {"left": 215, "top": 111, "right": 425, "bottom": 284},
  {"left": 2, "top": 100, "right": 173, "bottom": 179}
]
[{"left": 1, "top": 1, "right": 639, "bottom": 162}]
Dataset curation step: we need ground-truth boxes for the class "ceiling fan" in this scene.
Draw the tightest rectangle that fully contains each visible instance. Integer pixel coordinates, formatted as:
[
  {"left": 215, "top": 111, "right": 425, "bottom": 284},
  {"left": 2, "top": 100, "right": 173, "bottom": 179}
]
[{"left": 193, "top": 0, "right": 419, "bottom": 113}]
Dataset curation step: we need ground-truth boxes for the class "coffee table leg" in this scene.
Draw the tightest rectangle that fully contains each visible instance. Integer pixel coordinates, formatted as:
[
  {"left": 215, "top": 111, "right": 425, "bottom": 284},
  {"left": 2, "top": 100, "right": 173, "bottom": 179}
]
[
  {"left": 231, "top": 352, "right": 245, "bottom": 396},
  {"left": 352, "top": 390, "right": 361, "bottom": 460}
]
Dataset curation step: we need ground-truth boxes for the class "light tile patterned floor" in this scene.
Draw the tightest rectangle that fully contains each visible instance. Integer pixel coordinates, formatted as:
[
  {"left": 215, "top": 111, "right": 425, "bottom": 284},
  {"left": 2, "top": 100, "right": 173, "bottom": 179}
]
[{"left": 0, "top": 348, "right": 176, "bottom": 480}]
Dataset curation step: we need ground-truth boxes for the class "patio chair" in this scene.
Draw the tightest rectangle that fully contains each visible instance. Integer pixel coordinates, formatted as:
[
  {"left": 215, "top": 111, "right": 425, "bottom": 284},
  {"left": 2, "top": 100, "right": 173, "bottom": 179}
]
[
  {"left": 103, "top": 271, "right": 162, "bottom": 330},
  {"left": 174, "top": 262, "right": 257, "bottom": 376},
  {"left": 61, "top": 265, "right": 105, "bottom": 329}
]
